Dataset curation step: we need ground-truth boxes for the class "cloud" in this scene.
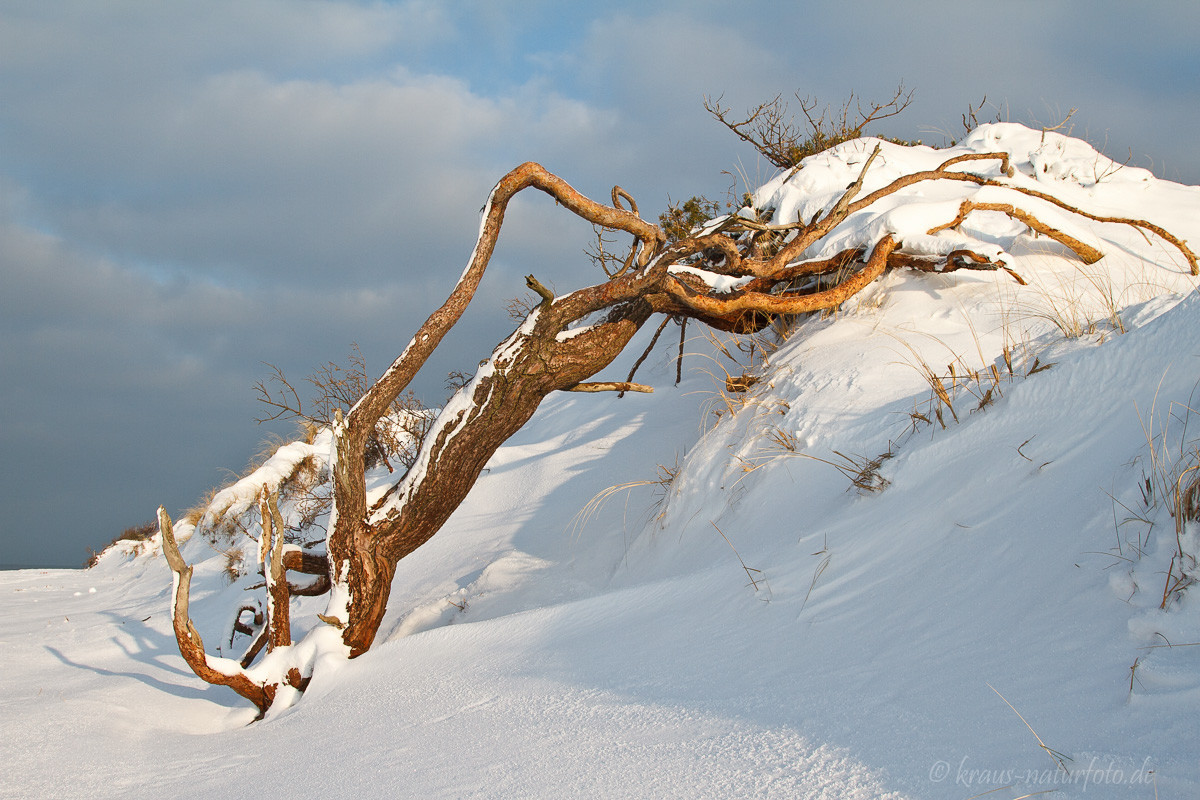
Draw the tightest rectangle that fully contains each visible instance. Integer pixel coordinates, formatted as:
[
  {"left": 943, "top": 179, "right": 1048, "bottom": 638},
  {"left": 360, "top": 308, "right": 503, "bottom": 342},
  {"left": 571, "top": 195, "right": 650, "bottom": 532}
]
[
  {"left": 4, "top": 50, "right": 632, "bottom": 294},
  {"left": 0, "top": 0, "right": 448, "bottom": 74},
  {"left": 0, "top": 207, "right": 472, "bottom": 568}
]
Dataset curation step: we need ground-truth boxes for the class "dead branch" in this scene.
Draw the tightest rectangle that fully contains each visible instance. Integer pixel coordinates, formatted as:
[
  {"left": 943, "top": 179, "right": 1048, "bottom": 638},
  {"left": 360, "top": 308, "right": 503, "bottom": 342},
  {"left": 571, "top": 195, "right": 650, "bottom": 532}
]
[
  {"left": 704, "top": 93, "right": 795, "bottom": 168},
  {"left": 825, "top": 145, "right": 882, "bottom": 223},
  {"left": 741, "top": 248, "right": 865, "bottom": 293},
  {"left": 158, "top": 506, "right": 271, "bottom": 713},
  {"left": 704, "top": 85, "right": 912, "bottom": 169},
  {"left": 281, "top": 548, "right": 329, "bottom": 575},
  {"left": 331, "top": 163, "right": 668, "bottom": 565},
  {"left": 239, "top": 626, "right": 268, "bottom": 669},
  {"left": 253, "top": 363, "right": 303, "bottom": 424},
  {"left": 287, "top": 574, "right": 331, "bottom": 596},
  {"left": 979, "top": 184, "right": 1197, "bottom": 275},
  {"left": 937, "top": 151, "right": 1014, "bottom": 177},
  {"left": 260, "top": 487, "right": 291, "bottom": 651},
  {"left": 611, "top": 186, "right": 638, "bottom": 215},
  {"left": 845, "top": 83, "right": 913, "bottom": 132},
  {"left": 887, "top": 251, "right": 1028, "bottom": 284},
  {"left": 663, "top": 235, "right": 898, "bottom": 329},
  {"left": 566, "top": 381, "right": 654, "bottom": 394},
  {"left": 675, "top": 317, "right": 686, "bottom": 385},
  {"left": 927, "top": 200, "right": 1105, "bottom": 264},
  {"left": 619, "top": 315, "right": 673, "bottom": 397},
  {"left": 525, "top": 275, "right": 555, "bottom": 304}
]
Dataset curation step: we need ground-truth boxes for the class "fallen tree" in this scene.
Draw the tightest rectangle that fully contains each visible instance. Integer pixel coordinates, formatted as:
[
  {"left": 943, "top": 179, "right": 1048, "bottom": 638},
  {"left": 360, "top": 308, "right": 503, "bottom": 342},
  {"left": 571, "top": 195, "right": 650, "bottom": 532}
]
[{"left": 158, "top": 108, "right": 1196, "bottom": 717}]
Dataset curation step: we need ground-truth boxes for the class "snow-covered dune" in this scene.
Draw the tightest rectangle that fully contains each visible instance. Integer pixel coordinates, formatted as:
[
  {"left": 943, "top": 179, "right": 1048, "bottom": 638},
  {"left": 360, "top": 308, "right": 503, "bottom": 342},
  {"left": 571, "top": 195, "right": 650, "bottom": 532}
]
[{"left": 4, "top": 125, "right": 1198, "bottom": 798}]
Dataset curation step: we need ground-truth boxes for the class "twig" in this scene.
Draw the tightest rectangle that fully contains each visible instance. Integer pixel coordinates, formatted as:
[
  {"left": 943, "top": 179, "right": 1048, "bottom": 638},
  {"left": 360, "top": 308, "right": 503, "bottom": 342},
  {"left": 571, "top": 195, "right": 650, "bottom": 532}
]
[
  {"left": 619, "top": 315, "right": 672, "bottom": 397},
  {"left": 676, "top": 317, "right": 687, "bottom": 385}
]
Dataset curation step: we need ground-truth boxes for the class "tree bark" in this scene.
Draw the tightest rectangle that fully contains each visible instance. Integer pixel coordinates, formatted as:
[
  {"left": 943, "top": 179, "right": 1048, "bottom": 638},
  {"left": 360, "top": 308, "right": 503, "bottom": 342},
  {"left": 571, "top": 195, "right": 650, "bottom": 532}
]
[
  {"left": 333, "top": 299, "right": 653, "bottom": 654},
  {"left": 158, "top": 506, "right": 272, "bottom": 713}
]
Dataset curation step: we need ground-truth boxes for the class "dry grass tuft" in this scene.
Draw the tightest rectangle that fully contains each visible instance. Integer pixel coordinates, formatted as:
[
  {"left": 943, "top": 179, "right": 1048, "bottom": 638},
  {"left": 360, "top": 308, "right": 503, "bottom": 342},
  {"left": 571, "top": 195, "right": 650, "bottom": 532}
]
[
  {"left": 888, "top": 324, "right": 1054, "bottom": 438},
  {"left": 1136, "top": 381, "right": 1200, "bottom": 608},
  {"left": 222, "top": 546, "right": 247, "bottom": 583},
  {"left": 570, "top": 458, "right": 682, "bottom": 542},
  {"left": 85, "top": 520, "right": 159, "bottom": 567}
]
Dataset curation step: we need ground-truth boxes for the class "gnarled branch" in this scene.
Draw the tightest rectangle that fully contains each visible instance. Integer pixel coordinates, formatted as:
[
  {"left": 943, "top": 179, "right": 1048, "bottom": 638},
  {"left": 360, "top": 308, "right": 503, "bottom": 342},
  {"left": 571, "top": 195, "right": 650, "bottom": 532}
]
[
  {"left": 158, "top": 506, "right": 272, "bottom": 714},
  {"left": 928, "top": 200, "right": 1104, "bottom": 264},
  {"left": 662, "top": 235, "right": 898, "bottom": 331}
]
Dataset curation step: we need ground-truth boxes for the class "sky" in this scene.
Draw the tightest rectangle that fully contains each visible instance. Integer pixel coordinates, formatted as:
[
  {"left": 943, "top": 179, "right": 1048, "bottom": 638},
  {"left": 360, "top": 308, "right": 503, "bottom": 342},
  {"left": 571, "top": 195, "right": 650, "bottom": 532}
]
[{"left": 1, "top": 0, "right": 1198, "bottom": 569}]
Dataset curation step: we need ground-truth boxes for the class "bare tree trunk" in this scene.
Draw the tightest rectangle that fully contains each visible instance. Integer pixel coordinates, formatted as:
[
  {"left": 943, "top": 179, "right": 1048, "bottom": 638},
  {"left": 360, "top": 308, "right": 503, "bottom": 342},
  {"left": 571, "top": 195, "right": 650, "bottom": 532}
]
[{"left": 332, "top": 298, "right": 653, "bottom": 654}]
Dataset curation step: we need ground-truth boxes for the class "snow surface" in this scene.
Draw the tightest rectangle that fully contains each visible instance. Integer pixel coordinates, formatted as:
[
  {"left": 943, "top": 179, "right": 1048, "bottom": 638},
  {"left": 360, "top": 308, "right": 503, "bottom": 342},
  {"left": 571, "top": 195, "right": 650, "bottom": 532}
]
[{"left": 3, "top": 125, "right": 1199, "bottom": 798}]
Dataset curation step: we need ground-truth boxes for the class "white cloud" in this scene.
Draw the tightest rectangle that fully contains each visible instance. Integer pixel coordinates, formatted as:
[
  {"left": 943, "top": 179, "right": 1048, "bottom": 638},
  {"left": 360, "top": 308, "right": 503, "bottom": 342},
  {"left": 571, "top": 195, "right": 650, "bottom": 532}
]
[{"left": 16, "top": 81, "right": 599, "bottom": 295}]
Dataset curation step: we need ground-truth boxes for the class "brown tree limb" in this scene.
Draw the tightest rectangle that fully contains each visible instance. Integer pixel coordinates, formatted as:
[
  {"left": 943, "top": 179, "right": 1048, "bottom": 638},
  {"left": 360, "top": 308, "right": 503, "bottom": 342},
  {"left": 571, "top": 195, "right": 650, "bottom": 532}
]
[
  {"left": 927, "top": 200, "right": 1105, "bottom": 264},
  {"left": 937, "top": 152, "right": 1014, "bottom": 177},
  {"left": 336, "top": 287, "right": 660, "bottom": 655},
  {"left": 158, "top": 506, "right": 272, "bottom": 714},
  {"left": 566, "top": 381, "right": 654, "bottom": 394},
  {"left": 611, "top": 186, "right": 638, "bottom": 215},
  {"left": 975, "top": 184, "right": 1198, "bottom": 275},
  {"left": 887, "top": 251, "right": 1028, "bottom": 285},
  {"left": 675, "top": 317, "right": 686, "bottom": 385},
  {"left": 276, "top": 547, "right": 331, "bottom": 596},
  {"left": 740, "top": 248, "right": 864, "bottom": 293},
  {"left": 663, "top": 235, "right": 898, "bottom": 329},
  {"left": 825, "top": 144, "right": 882, "bottom": 225},
  {"left": 281, "top": 549, "right": 329, "bottom": 575},
  {"left": 327, "top": 165, "right": 669, "bottom": 641},
  {"left": 526, "top": 275, "right": 555, "bottom": 304},
  {"left": 239, "top": 626, "right": 268, "bottom": 669},
  {"left": 334, "top": 164, "right": 665, "bottom": 535}
]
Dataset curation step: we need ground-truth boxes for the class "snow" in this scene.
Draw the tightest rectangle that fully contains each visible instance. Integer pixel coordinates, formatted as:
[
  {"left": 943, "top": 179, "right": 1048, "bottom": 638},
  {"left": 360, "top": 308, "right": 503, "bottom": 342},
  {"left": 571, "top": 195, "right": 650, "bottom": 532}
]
[
  {"left": 668, "top": 264, "right": 754, "bottom": 293},
  {"left": 3, "top": 124, "right": 1200, "bottom": 798}
]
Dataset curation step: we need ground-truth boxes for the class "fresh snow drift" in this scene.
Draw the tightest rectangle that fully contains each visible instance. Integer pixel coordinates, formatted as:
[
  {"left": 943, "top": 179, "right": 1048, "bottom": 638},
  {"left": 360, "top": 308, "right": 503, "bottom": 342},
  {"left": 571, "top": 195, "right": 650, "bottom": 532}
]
[{"left": 3, "top": 124, "right": 1199, "bottom": 798}]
